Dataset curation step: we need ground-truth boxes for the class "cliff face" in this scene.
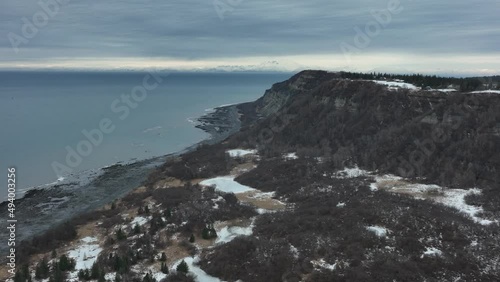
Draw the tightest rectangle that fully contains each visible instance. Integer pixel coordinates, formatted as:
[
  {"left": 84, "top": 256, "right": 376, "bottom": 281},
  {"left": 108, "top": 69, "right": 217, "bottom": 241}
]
[
  {"left": 237, "top": 70, "right": 340, "bottom": 125},
  {"left": 255, "top": 70, "right": 339, "bottom": 117}
]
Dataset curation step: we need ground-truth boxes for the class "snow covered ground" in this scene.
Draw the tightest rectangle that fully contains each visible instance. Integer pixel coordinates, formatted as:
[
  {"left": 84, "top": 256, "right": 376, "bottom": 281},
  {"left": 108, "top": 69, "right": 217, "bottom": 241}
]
[
  {"left": 471, "top": 90, "right": 500, "bottom": 94},
  {"left": 368, "top": 174, "right": 495, "bottom": 225},
  {"left": 67, "top": 237, "right": 102, "bottom": 270},
  {"left": 200, "top": 176, "right": 256, "bottom": 194},
  {"left": 130, "top": 216, "right": 150, "bottom": 226},
  {"left": 366, "top": 226, "right": 389, "bottom": 237},
  {"left": 333, "top": 166, "right": 370, "bottom": 179},
  {"left": 421, "top": 247, "right": 443, "bottom": 258},
  {"left": 332, "top": 167, "right": 495, "bottom": 225},
  {"left": 311, "top": 258, "right": 337, "bottom": 271},
  {"left": 215, "top": 219, "right": 255, "bottom": 244},
  {"left": 66, "top": 237, "right": 102, "bottom": 281},
  {"left": 435, "top": 189, "right": 496, "bottom": 225},
  {"left": 434, "top": 89, "right": 457, "bottom": 92},
  {"left": 372, "top": 80, "right": 419, "bottom": 90},
  {"left": 283, "top": 152, "right": 299, "bottom": 160},
  {"left": 226, "top": 149, "right": 258, "bottom": 157},
  {"left": 172, "top": 256, "right": 225, "bottom": 282},
  {"left": 369, "top": 174, "right": 403, "bottom": 191}
]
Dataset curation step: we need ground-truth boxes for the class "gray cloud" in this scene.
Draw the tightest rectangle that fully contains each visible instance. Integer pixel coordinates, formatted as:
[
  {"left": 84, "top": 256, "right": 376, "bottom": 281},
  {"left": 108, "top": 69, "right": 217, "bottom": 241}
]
[{"left": 0, "top": 0, "right": 499, "bottom": 72}]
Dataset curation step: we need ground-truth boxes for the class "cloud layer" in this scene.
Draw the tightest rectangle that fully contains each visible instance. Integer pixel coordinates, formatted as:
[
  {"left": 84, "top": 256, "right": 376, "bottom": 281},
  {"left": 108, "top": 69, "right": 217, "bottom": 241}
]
[{"left": 1, "top": 0, "right": 499, "bottom": 74}]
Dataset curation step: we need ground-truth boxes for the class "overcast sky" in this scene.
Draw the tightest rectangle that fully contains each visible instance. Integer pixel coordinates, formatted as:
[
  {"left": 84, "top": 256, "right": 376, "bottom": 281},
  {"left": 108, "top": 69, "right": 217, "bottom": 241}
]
[{"left": 1, "top": 0, "right": 499, "bottom": 75}]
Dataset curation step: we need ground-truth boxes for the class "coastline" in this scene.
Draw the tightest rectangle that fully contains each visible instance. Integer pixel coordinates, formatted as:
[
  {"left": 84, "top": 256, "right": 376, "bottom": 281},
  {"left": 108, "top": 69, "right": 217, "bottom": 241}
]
[{"left": 0, "top": 104, "right": 242, "bottom": 255}]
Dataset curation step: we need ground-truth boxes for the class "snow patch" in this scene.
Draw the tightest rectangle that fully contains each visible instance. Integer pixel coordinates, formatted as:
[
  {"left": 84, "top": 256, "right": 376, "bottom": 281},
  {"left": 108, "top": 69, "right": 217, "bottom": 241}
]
[
  {"left": 334, "top": 166, "right": 370, "bottom": 179},
  {"left": 249, "top": 191, "right": 276, "bottom": 199},
  {"left": 434, "top": 89, "right": 457, "bottom": 92},
  {"left": 172, "top": 256, "right": 225, "bottom": 282},
  {"left": 283, "top": 152, "right": 298, "bottom": 160},
  {"left": 372, "top": 80, "right": 419, "bottom": 90},
  {"left": 227, "top": 149, "right": 257, "bottom": 157},
  {"left": 336, "top": 202, "right": 346, "bottom": 208},
  {"left": 366, "top": 226, "right": 389, "bottom": 237},
  {"left": 471, "top": 90, "right": 500, "bottom": 94},
  {"left": 67, "top": 237, "right": 102, "bottom": 271},
  {"left": 436, "top": 188, "right": 496, "bottom": 225},
  {"left": 216, "top": 219, "right": 255, "bottom": 244},
  {"left": 200, "top": 176, "right": 256, "bottom": 194},
  {"left": 290, "top": 244, "right": 300, "bottom": 259},
  {"left": 105, "top": 272, "right": 116, "bottom": 281},
  {"left": 311, "top": 258, "right": 337, "bottom": 271},
  {"left": 369, "top": 174, "right": 403, "bottom": 191},
  {"left": 370, "top": 174, "right": 495, "bottom": 225},
  {"left": 421, "top": 247, "right": 443, "bottom": 258},
  {"left": 131, "top": 216, "right": 150, "bottom": 226}
]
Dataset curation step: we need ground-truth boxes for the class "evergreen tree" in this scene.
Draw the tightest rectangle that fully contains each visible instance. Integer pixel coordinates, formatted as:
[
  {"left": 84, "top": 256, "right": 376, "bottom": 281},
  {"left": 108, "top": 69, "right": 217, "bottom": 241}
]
[
  {"left": 14, "top": 264, "right": 31, "bottom": 282},
  {"left": 35, "top": 258, "right": 50, "bottom": 279},
  {"left": 133, "top": 223, "right": 141, "bottom": 234},
  {"left": 142, "top": 272, "right": 157, "bottom": 282},
  {"left": 90, "top": 262, "right": 100, "bottom": 279},
  {"left": 77, "top": 269, "right": 86, "bottom": 280},
  {"left": 189, "top": 234, "right": 195, "bottom": 243},
  {"left": 50, "top": 262, "right": 65, "bottom": 282},
  {"left": 201, "top": 224, "right": 217, "bottom": 239},
  {"left": 116, "top": 227, "right": 127, "bottom": 241},
  {"left": 149, "top": 212, "right": 165, "bottom": 235},
  {"left": 13, "top": 269, "right": 26, "bottom": 282},
  {"left": 115, "top": 274, "right": 122, "bottom": 282},
  {"left": 98, "top": 271, "right": 106, "bottom": 282},
  {"left": 159, "top": 252, "right": 167, "bottom": 262},
  {"left": 161, "top": 262, "right": 169, "bottom": 274},
  {"left": 164, "top": 208, "right": 172, "bottom": 218},
  {"left": 51, "top": 249, "right": 57, "bottom": 259},
  {"left": 58, "top": 254, "right": 75, "bottom": 271},
  {"left": 114, "top": 255, "right": 129, "bottom": 273},
  {"left": 176, "top": 260, "right": 189, "bottom": 273},
  {"left": 84, "top": 269, "right": 91, "bottom": 280}
]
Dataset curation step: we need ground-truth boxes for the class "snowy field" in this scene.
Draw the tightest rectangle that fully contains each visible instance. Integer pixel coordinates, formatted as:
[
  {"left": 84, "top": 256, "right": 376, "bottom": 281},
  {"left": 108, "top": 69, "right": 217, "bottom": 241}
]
[
  {"left": 331, "top": 167, "right": 496, "bottom": 226},
  {"left": 283, "top": 152, "right": 299, "bottom": 160},
  {"left": 366, "top": 226, "right": 389, "bottom": 237},
  {"left": 66, "top": 237, "right": 102, "bottom": 281},
  {"left": 215, "top": 219, "right": 255, "bottom": 244},
  {"left": 372, "top": 80, "right": 419, "bottom": 90},
  {"left": 226, "top": 149, "right": 257, "bottom": 157},
  {"left": 172, "top": 256, "right": 225, "bottom": 282},
  {"left": 434, "top": 89, "right": 457, "bottom": 92},
  {"left": 200, "top": 176, "right": 256, "bottom": 193},
  {"left": 471, "top": 90, "right": 500, "bottom": 94}
]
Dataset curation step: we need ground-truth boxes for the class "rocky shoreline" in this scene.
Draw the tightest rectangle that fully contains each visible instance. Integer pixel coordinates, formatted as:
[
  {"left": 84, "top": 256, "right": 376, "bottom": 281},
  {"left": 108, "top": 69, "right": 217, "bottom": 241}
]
[
  {"left": 0, "top": 104, "right": 243, "bottom": 256},
  {"left": 195, "top": 104, "right": 242, "bottom": 140}
]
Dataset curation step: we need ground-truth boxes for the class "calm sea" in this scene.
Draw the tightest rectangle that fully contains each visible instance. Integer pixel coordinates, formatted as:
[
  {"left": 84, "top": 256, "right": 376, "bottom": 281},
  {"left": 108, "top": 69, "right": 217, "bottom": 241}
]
[{"left": 0, "top": 71, "right": 290, "bottom": 199}]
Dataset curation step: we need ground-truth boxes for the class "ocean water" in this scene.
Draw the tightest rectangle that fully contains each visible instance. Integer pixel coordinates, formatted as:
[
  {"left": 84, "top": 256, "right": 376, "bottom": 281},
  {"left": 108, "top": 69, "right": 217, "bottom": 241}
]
[{"left": 0, "top": 71, "right": 290, "bottom": 199}]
